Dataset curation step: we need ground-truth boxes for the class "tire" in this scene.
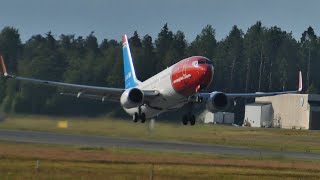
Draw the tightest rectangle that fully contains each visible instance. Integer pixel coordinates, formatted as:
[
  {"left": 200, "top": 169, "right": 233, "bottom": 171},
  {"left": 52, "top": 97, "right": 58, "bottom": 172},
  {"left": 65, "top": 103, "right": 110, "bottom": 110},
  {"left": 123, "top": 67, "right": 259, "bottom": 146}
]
[
  {"left": 141, "top": 113, "right": 146, "bottom": 123},
  {"left": 182, "top": 115, "right": 188, "bottom": 125},
  {"left": 190, "top": 115, "right": 196, "bottom": 125},
  {"left": 196, "top": 96, "right": 203, "bottom": 103},
  {"left": 133, "top": 113, "right": 139, "bottom": 123}
]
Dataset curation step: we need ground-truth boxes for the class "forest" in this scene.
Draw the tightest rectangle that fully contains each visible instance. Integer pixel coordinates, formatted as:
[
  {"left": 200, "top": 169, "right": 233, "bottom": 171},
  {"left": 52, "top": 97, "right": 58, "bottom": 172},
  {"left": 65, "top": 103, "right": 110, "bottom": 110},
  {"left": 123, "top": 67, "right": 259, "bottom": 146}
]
[{"left": 0, "top": 22, "right": 319, "bottom": 120}]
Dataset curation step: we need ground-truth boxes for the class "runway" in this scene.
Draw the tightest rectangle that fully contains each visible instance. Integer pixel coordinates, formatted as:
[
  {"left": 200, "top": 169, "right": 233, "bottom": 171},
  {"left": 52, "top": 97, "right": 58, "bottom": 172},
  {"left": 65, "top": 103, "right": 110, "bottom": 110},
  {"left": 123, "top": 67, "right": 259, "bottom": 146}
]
[{"left": 0, "top": 129, "right": 319, "bottom": 160}]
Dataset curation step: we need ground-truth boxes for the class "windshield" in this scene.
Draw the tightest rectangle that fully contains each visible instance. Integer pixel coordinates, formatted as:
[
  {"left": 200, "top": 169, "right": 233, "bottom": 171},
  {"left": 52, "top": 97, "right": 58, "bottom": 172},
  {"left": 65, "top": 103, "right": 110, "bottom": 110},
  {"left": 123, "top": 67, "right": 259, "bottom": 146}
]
[{"left": 198, "top": 59, "right": 214, "bottom": 65}]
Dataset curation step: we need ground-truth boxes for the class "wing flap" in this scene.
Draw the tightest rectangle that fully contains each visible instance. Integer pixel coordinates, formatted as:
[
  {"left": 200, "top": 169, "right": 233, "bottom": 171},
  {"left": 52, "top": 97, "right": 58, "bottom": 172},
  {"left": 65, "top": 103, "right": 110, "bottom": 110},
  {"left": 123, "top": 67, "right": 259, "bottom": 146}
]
[{"left": 60, "top": 92, "right": 120, "bottom": 103}]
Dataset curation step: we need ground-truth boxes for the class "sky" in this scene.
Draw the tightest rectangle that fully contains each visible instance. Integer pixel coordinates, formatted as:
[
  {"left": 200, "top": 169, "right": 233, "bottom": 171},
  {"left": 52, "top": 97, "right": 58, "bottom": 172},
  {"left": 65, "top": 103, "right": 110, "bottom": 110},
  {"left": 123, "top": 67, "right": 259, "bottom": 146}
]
[{"left": 0, "top": 0, "right": 319, "bottom": 43}]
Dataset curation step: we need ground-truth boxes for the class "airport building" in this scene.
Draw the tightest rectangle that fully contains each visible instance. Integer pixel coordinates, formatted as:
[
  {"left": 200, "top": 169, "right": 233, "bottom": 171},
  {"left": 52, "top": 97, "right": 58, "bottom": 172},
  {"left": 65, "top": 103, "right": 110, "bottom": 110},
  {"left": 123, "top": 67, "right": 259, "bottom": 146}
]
[
  {"left": 200, "top": 111, "right": 235, "bottom": 124},
  {"left": 244, "top": 94, "right": 320, "bottom": 130},
  {"left": 244, "top": 103, "right": 273, "bottom": 128}
]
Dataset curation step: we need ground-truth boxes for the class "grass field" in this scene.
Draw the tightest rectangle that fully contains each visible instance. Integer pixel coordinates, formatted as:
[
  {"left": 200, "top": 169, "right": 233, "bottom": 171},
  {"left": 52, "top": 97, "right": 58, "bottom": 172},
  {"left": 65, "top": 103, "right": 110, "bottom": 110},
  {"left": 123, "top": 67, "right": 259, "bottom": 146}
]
[
  {"left": 0, "top": 141, "right": 319, "bottom": 179},
  {"left": 1, "top": 114, "right": 320, "bottom": 153}
]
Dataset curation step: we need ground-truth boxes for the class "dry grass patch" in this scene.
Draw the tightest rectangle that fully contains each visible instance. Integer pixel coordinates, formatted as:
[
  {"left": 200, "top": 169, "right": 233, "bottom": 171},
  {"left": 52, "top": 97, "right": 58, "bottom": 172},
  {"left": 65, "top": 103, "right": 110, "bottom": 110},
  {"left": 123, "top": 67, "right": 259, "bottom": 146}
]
[
  {"left": 0, "top": 142, "right": 319, "bottom": 171},
  {"left": 0, "top": 141, "right": 319, "bottom": 179}
]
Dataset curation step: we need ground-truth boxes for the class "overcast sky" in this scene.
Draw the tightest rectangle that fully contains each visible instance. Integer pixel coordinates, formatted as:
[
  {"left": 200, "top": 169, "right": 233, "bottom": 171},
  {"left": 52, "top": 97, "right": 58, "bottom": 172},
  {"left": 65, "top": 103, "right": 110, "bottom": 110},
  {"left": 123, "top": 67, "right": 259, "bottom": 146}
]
[{"left": 1, "top": 0, "right": 319, "bottom": 42}]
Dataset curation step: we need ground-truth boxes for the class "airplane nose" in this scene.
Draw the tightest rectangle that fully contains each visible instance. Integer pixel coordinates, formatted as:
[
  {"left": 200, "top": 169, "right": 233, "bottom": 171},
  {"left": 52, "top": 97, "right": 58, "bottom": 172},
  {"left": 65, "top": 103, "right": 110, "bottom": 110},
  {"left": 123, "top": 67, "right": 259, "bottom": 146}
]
[
  {"left": 199, "top": 64, "right": 213, "bottom": 74},
  {"left": 199, "top": 64, "right": 214, "bottom": 89}
]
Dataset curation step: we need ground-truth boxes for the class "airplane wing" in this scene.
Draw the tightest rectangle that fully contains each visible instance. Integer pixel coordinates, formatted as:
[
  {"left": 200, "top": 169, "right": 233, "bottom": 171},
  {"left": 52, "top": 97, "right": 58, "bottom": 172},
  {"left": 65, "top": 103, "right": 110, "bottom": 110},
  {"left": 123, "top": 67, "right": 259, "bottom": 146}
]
[
  {"left": 226, "top": 71, "right": 302, "bottom": 98},
  {"left": 1, "top": 55, "right": 158, "bottom": 103},
  {"left": 199, "top": 71, "right": 302, "bottom": 99}
]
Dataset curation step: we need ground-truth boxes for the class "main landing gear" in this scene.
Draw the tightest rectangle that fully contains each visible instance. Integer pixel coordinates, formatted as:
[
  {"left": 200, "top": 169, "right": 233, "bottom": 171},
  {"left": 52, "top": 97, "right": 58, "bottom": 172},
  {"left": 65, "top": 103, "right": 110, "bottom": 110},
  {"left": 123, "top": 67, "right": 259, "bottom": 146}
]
[
  {"left": 182, "top": 114, "right": 196, "bottom": 126},
  {"left": 182, "top": 98, "right": 201, "bottom": 126},
  {"left": 133, "top": 112, "right": 146, "bottom": 123},
  {"left": 133, "top": 106, "right": 146, "bottom": 123}
]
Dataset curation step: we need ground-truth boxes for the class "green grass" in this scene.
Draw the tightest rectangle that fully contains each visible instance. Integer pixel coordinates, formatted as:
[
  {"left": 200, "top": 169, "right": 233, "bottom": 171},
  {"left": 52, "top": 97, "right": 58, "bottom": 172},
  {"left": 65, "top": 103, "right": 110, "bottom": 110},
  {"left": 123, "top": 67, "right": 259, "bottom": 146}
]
[
  {"left": 1, "top": 114, "right": 320, "bottom": 153},
  {"left": 0, "top": 141, "right": 319, "bottom": 179}
]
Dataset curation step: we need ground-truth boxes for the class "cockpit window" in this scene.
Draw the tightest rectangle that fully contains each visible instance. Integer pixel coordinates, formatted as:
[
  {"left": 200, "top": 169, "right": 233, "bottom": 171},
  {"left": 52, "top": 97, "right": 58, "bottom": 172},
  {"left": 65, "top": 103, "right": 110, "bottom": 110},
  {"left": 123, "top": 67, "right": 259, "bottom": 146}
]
[
  {"left": 198, "top": 59, "right": 206, "bottom": 64},
  {"left": 198, "top": 59, "right": 214, "bottom": 65},
  {"left": 206, "top": 60, "right": 213, "bottom": 65}
]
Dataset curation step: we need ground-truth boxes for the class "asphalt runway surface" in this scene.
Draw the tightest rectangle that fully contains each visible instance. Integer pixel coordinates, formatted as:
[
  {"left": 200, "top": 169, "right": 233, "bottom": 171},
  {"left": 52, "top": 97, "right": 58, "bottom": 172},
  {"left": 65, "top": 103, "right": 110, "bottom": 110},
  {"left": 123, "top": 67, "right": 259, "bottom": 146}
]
[{"left": 0, "top": 129, "right": 319, "bottom": 160}]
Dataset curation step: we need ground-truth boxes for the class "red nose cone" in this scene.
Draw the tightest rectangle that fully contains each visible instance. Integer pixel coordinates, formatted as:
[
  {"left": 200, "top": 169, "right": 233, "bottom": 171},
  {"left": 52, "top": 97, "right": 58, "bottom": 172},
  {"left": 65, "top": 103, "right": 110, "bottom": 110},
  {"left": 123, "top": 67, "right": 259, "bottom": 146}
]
[
  {"left": 171, "top": 56, "right": 214, "bottom": 96},
  {"left": 199, "top": 63, "right": 214, "bottom": 89}
]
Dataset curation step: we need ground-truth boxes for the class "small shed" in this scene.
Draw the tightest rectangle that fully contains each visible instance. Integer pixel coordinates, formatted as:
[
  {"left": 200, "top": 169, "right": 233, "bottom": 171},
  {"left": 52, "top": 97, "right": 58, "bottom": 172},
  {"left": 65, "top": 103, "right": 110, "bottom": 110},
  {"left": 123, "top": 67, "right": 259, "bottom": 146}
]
[
  {"left": 244, "top": 103, "right": 273, "bottom": 127},
  {"left": 204, "top": 112, "right": 234, "bottom": 124}
]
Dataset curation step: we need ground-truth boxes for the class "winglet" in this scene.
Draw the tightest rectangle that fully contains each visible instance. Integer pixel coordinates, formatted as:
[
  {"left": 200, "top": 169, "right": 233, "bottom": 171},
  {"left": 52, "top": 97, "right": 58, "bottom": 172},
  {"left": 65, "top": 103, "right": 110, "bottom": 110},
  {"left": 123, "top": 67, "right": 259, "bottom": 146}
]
[
  {"left": 298, "top": 71, "right": 302, "bottom": 92},
  {"left": 0, "top": 54, "right": 8, "bottom": 77}
]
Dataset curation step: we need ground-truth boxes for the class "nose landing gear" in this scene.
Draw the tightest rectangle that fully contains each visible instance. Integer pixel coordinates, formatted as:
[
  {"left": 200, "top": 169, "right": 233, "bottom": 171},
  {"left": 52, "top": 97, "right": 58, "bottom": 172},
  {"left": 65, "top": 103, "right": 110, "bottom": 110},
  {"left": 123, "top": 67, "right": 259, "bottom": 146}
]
[
  {"left": 181, "top": 102, "right": 197, "bottom": 126},
  {"left": 182, "top": 114, "right": 196, "bottom": 125}
]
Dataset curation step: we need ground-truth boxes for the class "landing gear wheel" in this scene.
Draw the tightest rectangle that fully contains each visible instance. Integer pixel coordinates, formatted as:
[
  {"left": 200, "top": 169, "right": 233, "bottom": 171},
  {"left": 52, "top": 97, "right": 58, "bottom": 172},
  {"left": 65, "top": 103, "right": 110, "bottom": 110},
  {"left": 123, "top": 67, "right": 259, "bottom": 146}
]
[
  {"left": 195, "top": 96, "right": 203, "bottom": 103},
  {"left": 133, "top": 113, "right": 138, "bottom": 123},
  {"left": 182, "top": 115, "right": 188, "bottom": 125},
  {"left": 190, "top": 115, "right": 196, "bottom": 126},
  {"left": 141, "top": 113, "right": 146, "bottom": 123}
]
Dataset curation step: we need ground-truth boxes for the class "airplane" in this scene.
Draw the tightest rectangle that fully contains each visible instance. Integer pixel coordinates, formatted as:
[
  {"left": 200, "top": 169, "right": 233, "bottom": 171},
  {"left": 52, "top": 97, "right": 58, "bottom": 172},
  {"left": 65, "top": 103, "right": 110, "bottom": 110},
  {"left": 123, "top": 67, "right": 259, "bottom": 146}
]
[{"left": 1, "top": 34, "right": 303, "bottom": 125}]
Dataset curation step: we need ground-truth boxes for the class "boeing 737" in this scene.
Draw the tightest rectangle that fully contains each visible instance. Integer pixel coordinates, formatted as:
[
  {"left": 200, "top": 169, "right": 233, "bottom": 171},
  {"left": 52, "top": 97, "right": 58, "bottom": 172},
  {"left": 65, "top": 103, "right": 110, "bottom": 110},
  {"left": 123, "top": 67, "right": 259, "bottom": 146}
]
[{"left": 1, "top": 34, "right": 302, "bottom": 125}]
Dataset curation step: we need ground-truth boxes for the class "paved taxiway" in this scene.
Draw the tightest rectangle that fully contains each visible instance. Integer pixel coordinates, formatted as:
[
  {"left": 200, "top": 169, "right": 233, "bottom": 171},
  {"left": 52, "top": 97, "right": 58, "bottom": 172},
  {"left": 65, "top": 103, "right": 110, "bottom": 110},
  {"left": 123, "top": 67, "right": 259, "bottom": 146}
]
[{"left": 0, "top": 129, "right": 319, "bottom": 160}]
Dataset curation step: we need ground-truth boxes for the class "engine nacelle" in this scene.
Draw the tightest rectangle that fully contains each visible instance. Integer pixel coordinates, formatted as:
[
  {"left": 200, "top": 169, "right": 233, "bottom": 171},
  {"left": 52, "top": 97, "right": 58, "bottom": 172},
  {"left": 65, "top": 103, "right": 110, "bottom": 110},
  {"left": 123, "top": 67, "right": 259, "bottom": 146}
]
[
  {"left": 120, "top": 88, "right": 144, "bottom": 109},
  {"left": 206, "top": 92, "right": 229, "bottom": 112}
]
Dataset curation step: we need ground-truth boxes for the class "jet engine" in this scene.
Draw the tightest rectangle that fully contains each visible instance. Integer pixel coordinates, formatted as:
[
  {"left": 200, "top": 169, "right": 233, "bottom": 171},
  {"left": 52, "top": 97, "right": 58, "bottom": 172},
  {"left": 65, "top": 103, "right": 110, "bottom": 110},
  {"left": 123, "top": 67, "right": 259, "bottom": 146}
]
[
  {"left": 120, "top": 88, "right": 144, "bottom": 109},
  {"left": 206, "top": 92, "right": 229, "bottom": 112}
]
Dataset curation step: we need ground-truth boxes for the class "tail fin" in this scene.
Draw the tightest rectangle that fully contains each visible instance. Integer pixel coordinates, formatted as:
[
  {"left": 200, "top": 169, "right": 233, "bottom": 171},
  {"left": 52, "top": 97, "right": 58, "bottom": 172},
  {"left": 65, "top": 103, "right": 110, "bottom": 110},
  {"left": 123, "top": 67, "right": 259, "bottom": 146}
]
[{"left": 122, "top": 34, "right": 141, "bottom": 89}]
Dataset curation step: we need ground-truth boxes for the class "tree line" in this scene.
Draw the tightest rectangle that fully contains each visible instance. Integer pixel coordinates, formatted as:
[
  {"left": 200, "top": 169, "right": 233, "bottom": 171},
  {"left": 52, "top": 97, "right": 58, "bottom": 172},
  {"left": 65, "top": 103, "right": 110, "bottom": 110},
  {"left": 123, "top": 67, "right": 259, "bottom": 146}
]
[{"left": 0, "top": 22, "right": 319, "bottom": 119}]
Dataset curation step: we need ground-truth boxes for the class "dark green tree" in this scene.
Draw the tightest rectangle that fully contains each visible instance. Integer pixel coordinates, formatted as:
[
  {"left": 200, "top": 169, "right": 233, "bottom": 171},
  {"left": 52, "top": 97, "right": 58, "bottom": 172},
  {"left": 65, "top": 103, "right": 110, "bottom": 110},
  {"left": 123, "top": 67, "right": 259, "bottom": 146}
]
[
  {"left": 300, "top": 26, "right": 318, "bottom": 92},
  {"left": 215, "top": 25, "right": 244, "bottom": 92},
  {"left": 0, "top": 27, "right": 22, "bottom": 105},
  {"left": 172, "top": 30, "right": 187, "bottom": 60},
  {"left": 129, "top": 31, "right": 142, "bottom": 48},
  {"left": 189, "top": 25, "right": 216, "bottom": 59},
  {"left": 243, "top": 21, "right": 265, "bottom": 92},
  {"left": 155, "top": 23, "right": 174, "bottom": 70},
  {"left": 85, "top": 32, "right": 99, "bottom": 55}
]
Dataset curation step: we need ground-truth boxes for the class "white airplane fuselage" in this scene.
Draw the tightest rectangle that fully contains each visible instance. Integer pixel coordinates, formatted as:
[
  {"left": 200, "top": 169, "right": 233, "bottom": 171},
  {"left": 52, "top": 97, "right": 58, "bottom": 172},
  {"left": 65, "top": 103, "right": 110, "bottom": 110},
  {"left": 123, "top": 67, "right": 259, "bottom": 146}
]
[{"left": 124, "top": 56, "right": 214, "bottom": 118}]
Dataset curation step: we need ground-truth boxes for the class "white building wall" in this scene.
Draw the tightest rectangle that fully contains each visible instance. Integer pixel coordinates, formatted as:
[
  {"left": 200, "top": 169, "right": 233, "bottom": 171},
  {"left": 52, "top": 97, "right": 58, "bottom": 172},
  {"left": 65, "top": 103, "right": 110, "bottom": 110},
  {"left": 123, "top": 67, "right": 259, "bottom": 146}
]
[
  {"left": 202, "top": 111, "right": 234, "bottom": 124},
  {"left": 244, "top": 105, "right": 262, "bottom": 127},
  {"left": 204, "top": 111, "right": 214, "bottom": 123},
  {"left": 261, "top": 104, "right": 273, "bottom": 127},
  {"left": 223, "top": 113, "right": 235, "bottom": 124},
  {"left": 214, "top": 112, "right": 224, "bottom": 123},
  {"left": 256, "top": 94, "right": 309, "bottom": 129}
]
